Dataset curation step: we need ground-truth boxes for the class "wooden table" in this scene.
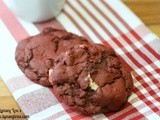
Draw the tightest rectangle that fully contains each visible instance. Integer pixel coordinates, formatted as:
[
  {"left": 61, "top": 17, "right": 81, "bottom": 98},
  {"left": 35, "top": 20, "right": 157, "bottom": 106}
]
[
  {"left": 123, "top": 0, "right": 160, "bottom": 37},
  {"left": 0, "top": 0, "right": 160, "bottom": 118}
]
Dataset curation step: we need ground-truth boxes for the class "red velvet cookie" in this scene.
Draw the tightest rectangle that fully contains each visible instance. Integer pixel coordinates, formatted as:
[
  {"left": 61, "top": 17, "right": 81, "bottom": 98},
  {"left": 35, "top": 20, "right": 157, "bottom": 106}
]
[
  {"left": 49, "top": 44, "right": 133, "bottom": 115},
  {"left": 15, "top": 27, "right": 89, "bottom": 86}
]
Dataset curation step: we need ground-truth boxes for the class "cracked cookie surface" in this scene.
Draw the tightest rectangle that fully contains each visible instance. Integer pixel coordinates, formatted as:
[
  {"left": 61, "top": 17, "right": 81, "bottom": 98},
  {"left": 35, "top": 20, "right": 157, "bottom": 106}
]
[
  {"left": 15, "top": 27, "right": 89, "bottom": 86},
  {"left": 49, "top": 44, "right": 133, "bottom": 115}
]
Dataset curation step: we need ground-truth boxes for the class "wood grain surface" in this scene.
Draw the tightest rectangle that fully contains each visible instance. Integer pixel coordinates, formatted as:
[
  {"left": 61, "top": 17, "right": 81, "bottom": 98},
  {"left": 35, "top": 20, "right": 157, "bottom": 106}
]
[
  {"left": 0, "top": 0, "right": 159, "bottom": 119},
  {"left": 123, "top": 0, "right": 160, "bottom": 37}
]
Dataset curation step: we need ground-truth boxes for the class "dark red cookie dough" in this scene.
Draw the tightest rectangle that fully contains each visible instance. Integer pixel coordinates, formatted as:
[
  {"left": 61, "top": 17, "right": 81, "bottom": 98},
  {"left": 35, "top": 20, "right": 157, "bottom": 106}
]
[
  {"left": 15, "top": 27, "right": 89, "bottom": 86},
  {"left": 49, "top": 44, "right": 133, "bottom": 115}
]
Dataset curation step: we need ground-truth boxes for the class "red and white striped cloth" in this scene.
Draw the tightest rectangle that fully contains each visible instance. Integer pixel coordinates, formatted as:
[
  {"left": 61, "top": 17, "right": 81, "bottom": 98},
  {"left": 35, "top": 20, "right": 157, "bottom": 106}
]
[{"left": 0, "top": 0, "right": 160, "bottom": 120}]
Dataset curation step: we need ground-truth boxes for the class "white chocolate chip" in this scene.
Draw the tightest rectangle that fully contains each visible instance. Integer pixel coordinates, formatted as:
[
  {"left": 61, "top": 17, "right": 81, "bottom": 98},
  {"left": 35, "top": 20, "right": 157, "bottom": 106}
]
[
  {"left": 79, "top": 44, "right": 86, "bottom": 48},
  {"left": 49, "top": 68, "right": 53, "bottom": 76},
  {"left": 48, "top": 68, "right": 53, "bottom": 84},
  {"left": 85, "top": 73, "right": 98, "bottom": 90},
  {"left": 65, "top": 51, "right": 69, "bottom": 55}
]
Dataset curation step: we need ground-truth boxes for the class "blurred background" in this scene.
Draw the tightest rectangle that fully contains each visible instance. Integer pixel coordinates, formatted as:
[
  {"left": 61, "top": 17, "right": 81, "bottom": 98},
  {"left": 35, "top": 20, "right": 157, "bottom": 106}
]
[{"left": 123, "top": 0, "right": 160, "bottom": 37}]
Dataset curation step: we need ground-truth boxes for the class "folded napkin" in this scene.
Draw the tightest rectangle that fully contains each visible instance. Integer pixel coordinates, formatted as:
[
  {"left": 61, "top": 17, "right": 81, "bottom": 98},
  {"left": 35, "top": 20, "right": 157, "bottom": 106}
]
[{"left": 0, "top": 0, "right": 160, "bottom": 120}]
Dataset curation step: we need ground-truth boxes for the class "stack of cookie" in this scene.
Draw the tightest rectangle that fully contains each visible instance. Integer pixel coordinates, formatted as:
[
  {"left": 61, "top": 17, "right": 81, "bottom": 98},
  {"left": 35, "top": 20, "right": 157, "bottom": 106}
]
[{"left": 15, "top": 27, "right": 133, "bottom": 115}]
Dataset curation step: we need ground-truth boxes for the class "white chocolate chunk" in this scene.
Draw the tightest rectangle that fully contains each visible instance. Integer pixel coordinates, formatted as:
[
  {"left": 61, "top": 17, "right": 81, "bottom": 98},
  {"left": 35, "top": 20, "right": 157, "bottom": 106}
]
[
  {"left": 49, "top": 68, "right": 53, "bottom": 76},
  {"left": 85, "top": 73, "right": 98, "bottom": 90},
  {"left": 48, "top": 68, "right": 53, "bottom": 84}
]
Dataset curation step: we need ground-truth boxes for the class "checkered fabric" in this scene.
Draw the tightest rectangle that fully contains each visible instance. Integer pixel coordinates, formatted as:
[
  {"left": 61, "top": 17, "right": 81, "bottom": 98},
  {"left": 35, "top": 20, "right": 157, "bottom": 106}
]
[{"left": 0, "top": 0, "right": 160, "bottom": 120}]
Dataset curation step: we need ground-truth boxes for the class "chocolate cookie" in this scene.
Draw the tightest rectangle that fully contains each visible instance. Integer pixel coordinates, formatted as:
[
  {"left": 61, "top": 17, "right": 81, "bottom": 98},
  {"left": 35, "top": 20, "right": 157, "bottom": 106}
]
[
  {"left": 15, "top": 27, "right": 89, "bottom": 86},
  {"left": 49, "top": 44, "right": 133, "bottom": 115}
]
